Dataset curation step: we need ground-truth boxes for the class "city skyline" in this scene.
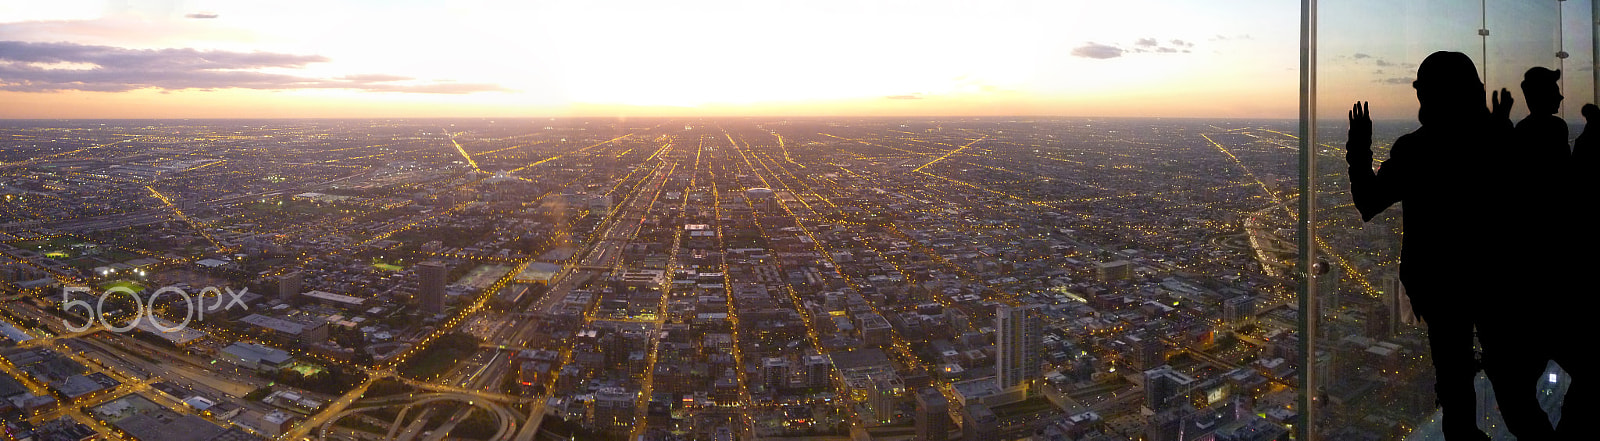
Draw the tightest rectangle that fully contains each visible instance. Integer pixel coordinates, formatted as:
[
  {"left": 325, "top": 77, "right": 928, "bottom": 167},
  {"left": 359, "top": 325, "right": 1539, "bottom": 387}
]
[
  {"left": 0, "top": 2, "right": 1592, "bottom": 440},
  {"left": 0, "top": 116, "right": 1331, "bottom": 440}
]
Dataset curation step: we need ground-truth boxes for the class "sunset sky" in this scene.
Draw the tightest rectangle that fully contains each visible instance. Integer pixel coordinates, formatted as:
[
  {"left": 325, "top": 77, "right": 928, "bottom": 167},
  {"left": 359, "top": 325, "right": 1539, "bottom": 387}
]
[{"left": 0, "top": 1, "right": 1589, "bottom": 119}]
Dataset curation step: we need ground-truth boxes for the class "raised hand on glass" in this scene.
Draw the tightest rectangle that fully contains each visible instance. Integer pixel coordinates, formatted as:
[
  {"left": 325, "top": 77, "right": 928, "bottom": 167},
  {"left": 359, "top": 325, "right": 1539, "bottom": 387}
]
[
  {"left": 1348, "top": 101, "right": 1372, "bottom": 167},
  {"left": 1492, "top": 87, "right": 1515, "bottom": 122}
]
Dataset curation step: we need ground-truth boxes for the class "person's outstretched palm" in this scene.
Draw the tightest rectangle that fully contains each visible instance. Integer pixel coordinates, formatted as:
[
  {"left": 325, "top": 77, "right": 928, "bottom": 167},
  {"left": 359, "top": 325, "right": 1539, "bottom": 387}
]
[
  {"left": 1348, "top": 101, "right": 1372, "bottom": 166},
  {"left": 1492, "top": 88, "right": 1515, "bottom": 122}
]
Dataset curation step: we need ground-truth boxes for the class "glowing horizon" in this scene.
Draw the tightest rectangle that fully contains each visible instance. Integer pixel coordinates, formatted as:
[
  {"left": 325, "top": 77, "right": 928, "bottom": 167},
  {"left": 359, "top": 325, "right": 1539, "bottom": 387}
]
[{"left": 1, "top": 1, "right": 1302, "bottom": 119}]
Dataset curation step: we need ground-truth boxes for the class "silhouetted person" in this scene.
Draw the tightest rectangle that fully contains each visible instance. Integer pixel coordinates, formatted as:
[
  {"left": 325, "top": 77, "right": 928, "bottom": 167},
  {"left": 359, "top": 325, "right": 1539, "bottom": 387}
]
[
  {"left": 1515, "top": 68, "right": 1571, "bottom": 161},
  {"left": 1471, "top": 66, "right": 1573, "bottom": 441},
  {"left": 1553, "top": 102, "right": 1600, "bottom": 439},
  {"left": 1347, "top": 51, "right": 1514, "bottom": 441},
  {"left": 1574, "top": 103, "right": 1600, "bottom": 164}
]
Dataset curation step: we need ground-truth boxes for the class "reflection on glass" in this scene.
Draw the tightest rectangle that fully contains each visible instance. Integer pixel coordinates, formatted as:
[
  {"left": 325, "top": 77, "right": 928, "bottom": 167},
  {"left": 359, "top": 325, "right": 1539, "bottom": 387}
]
[{"left": 1311, "top": 0, "right": 1591, "bottom": 439}]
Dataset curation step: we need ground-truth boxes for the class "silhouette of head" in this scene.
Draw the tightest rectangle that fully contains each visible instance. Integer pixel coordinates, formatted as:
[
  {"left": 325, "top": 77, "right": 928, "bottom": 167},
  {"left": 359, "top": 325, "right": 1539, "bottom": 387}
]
[
  {"left": 1413, "top": 51, "right": 1486, "bottom": 126},
  {"left": 1520, "top": 67, "right": 1562, "bottom": 116}
]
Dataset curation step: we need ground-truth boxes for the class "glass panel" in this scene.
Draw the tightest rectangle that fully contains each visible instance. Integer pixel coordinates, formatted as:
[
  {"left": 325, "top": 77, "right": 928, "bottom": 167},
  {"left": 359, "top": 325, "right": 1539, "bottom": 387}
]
[{"left": 1310, "top": 1, "right": 1590, "bottom": 439}]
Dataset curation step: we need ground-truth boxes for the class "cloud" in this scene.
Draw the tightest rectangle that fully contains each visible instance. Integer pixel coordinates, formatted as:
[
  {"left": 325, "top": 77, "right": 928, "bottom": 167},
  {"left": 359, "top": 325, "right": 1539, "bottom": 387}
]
[
  {"left": 362, "top": 82, "right": 508, "bottom": 94},
  {"left": 1076, "top": 37, "right": 1194, "bottom": 58},
  {"left": 1375, "top": 59, "right": 1392, "bottom": 67},
  {"left": 339, "top": 74, "right": 412, "bottom": 82},
  {"left": 184, "top": 13, "right": 219, "bottom": 19},
  {"left": 0, "top": 41, "right": 506, "bottom": 93},
  {"left": 1071, "top": 42, "right": 1123, "bottom": 59},
  {"left": 0, "top": 40, "right": 327, "bottom": 69},
  {"left": 1353, "top": 53, "right": 1372, "bottom": 59},
  {"left": 884, "top": 94, "right": 923, "bottom": 100},
  {"left": 1123, "top": 37, "right": 1194, "bottom": 55},
  {"left": 1378, "top": 77, "right": 1412, "bottom": 85}
]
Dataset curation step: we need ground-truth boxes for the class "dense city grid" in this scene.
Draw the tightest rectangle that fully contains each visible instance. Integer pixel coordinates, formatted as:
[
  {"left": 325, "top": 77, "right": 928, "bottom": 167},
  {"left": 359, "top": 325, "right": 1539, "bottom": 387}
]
[{"left": 0, "top": 118, "right": 1444, "bottom": 440}]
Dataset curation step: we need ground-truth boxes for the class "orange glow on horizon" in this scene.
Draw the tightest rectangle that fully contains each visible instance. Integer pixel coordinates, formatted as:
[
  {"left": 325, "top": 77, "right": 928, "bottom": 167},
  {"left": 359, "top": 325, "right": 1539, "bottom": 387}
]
[
  {"left": 0, "top": 0, "right": 1300, "bottom": 119},
  {"left": 1, "top": 82, "right": 1296, "bottom": 120}
]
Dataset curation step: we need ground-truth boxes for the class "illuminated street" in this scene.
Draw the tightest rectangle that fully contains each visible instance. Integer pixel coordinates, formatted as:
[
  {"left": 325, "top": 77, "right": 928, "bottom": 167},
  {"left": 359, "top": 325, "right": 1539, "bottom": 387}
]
[{"left": 0, "top": 117, "right": 1384, "bottom": 440}]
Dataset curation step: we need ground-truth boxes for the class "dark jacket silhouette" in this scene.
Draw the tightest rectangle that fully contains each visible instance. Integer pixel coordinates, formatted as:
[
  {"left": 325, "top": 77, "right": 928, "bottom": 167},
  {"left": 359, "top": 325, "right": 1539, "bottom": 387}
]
[
  {"left": 1551, "top": 102, "right": 1600, "bottom": 439},
  {"left": 1347, "top": 51, "right": 1513, "bottom": 441},
  {"left": 1468, "top": 66, "right": 1573, "bottom": 441}
]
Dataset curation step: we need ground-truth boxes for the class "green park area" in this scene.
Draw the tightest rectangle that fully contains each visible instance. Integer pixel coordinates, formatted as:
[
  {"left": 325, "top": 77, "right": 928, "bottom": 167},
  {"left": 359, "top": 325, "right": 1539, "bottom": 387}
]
[
  {"left": 16, "top": 236, "right": 93, "bottom": 259},
  {"left": 98, "top": 280, "right": 146, "bottom": 293},
  {"left": 284, "top": 361, "right": 326, "bottom": 377},
  {"left": 371, "top": 258, "right": 405, "bottom": 272},
  {"left": 14, "top": 236, "right": 82, "bottom": 250}
]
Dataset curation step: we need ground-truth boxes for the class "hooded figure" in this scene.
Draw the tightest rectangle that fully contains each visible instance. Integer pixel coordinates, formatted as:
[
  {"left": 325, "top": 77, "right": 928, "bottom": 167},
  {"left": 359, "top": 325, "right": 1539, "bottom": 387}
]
[{"left": 1347, "top": 51, "right": 1515, "bottom": 441}]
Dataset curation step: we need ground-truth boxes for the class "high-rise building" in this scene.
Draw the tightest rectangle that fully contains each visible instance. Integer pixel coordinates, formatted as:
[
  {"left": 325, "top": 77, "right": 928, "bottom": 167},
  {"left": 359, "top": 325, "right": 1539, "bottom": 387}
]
[
  {"left": 858, "top": 312, "right": 893, "bottom": 347},
  {"left": 592, "top": 386, "right": 636, "bottom": 434},
  {"left": 1095, "top": 260, "right": 1133, "bottom": 282},
  {"left": 278, "top": 271, "right": 301, "bottom": 302},
  {"left": 1130, "top": 334, "right": 1166, "bottom": 371},
  {"left": 713, "top": 371, "right": 740, "bottom": 406},
  {"left": 1382, "top": 274, "right": 1415, "bottom": 327},
  {"left": 914, "top": 388, "right": 950, "bottom": 441},
  {"left": 1223, "top": 295, "right": 1256, "bottom": 326},
  {"left": 1144, "top": 365, "right": 1196, "bottom": 413},
  {"left": 804, "top": 354, "right": 831, "bottom": 389},
  {"left": 944, "top": 308, "right": 970, "bottom": 331},
  {"left": 996, "top": 304, "right": 1043, "bottom": 393},
  {"left": 762, "top": 357, "right": 789, "bottom": 393},
  {"left": 1318, "top": 269, "right": 1341, "bottom": 315},
  {"left": 961, "top": 403, "right": 999, "bottom": 441},
  {"left": 417, "top": 261, "right": 448, "bottom": 314},
  {"left": 1146, "top": 407, "right": 1190, "bottom": 441},
  {"left": 863, "top": 374, "right": 904, "bottom": 423},
  {"left": 1362, "top": 301, "right": 1392, "bottom": 339}
]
